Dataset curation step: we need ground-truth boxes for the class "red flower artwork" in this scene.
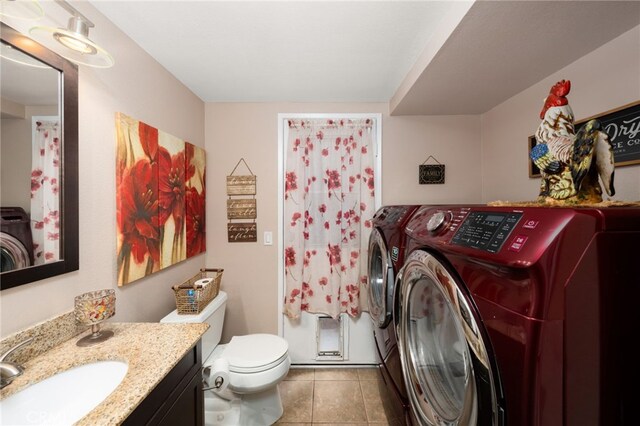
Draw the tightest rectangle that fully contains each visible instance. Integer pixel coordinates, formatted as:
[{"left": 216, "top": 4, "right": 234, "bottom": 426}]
[
  {"left": 185, "top": 142, "right": 206, "bottom": 259},
  {"left": 117, "top": 159, "right": 160, "bottom": 266},
  {"left": 117, "top": 114, "right": 207, "bottom": 284},
  {"left": 185, "top": 143, "right": 197, "bottom": 182},
  {"left": 186, "top": 187, "right": 206, "bottom": 258},
  {"left": 158, "top": 148, "right": 186, "bottom": 227},
  {"left": 139, "top": 121, "right": 159, "bottom": 162}
]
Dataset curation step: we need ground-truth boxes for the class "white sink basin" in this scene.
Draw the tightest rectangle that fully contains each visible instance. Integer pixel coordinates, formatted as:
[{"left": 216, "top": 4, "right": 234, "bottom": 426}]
[{"left": 0, "top": 360, "right": 128, "bottom": 425}]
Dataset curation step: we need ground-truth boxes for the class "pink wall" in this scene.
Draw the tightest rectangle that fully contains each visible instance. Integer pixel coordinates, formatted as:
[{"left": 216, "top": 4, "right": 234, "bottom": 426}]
[
  {"left": 205, "top": 103, "right": 481, "bottom": 341},
  {"left": 207, "top": 22, "right": 640, "bottom": 339},
  {"left": 4, "top": 8, "right": 635, "bottom": 343},
  {"left": 481, "top": 26, "right": 640, "bottom": 203}
]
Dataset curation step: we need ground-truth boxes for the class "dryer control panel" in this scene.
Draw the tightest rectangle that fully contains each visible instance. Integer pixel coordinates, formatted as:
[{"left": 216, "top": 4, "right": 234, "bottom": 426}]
[
  {"left": 374, "top": 205, "right": 418, "bottom": 226},
  {"left": 451, "top": 211, "right": 522, "bottom": 253}
]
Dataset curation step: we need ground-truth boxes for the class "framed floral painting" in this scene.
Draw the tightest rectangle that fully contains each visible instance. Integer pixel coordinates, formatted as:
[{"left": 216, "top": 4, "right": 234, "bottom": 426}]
[
  {"left": 185, "top": 143, "right": 206, "bottom": 258},
  {"left": 116, "top": 113, "right": 206, "bottom": 286}
]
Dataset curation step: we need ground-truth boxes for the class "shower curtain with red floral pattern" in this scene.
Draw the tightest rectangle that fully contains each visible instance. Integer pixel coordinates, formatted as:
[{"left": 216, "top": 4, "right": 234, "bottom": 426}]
[
  {"left": 284, "top": 118, "right": 376, "bottom": 319},
  {"left": 30, "top": 118, "right": 60, "bottom": 265}
]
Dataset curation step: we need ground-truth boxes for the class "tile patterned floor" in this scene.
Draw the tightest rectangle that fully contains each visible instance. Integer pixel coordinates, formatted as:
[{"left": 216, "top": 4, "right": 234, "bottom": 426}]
[{"left": 275, "top": 367, "right": 404, "bottom": 425}]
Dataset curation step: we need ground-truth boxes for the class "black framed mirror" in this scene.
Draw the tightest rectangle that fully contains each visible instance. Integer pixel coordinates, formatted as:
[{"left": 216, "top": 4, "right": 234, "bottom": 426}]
[{"left": 1, "top": 22, "right": 78, "bottom": 290}]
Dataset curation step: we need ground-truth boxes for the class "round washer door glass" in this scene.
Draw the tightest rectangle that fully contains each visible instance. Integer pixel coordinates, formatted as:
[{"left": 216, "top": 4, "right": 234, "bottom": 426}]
[
  {"left": 0, "top": 233, "right": 30, "bottom": 272},
  {"left": 367, "top": 228, "right": 392, "bottom": 327},
  {"left": 397, "top": 250, "right": 501, "bottom": 425},
  {"left": 407, "top": 275, "right": 470, "bottom": 422}
]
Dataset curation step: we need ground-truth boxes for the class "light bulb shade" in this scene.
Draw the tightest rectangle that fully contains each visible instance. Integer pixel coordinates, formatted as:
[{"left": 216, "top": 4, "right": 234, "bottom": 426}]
[
  {"left": 30, "top": 25, "right": 114, "bottom": 68},
  {"left": 74, "top": 289, "right": 116, "bottom": 326},
  {"left": 0, "top": 0, "right": 44, "bottom": 20},
  {"left": 53, "top": 30, "right": 96, "bottom": 55}
]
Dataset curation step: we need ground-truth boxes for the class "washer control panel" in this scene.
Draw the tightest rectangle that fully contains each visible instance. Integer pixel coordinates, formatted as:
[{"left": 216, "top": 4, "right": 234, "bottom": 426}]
[
  {"left": 426, "top": 211, "right": 451, "bottom": 233},
  {"left": 451, "top": 211, "right": 523, "bottom": 253}
]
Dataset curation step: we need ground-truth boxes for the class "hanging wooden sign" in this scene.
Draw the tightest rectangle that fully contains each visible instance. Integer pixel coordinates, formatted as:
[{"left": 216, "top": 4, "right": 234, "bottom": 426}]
[
  {"left": 419, "top": 155, "right": 445, "bottom": 184},
  {"left": 226, "top": 175, "right": 256, "bottom": 195},
  {"left": 227, "top": 158, "right": 258, "bottom": 243},
  {"left": 227, "top": 199, "right": 257, "bottom": 219},
  {"left": 227, "top": 223, "right": 257, "bottom": 242},
  {"left": 226, "top": 158, "right": 256, "bottom": 195}
]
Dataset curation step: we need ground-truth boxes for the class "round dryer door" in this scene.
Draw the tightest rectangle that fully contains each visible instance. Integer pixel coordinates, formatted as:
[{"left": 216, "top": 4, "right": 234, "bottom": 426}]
[
  {"left": 0, "top": 232, "right": 30, "bottom": 272},
  {"left": 367, "top": 228, "right": 394, "bottom": 328},
  {"left": 397, "top": 250, "right": 503, "bottom": 426}
]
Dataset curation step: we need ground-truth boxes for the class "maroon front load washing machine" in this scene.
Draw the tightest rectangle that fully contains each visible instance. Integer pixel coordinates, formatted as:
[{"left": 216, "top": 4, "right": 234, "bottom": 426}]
[
  {"left": 1, "top": 207, "right": 34, "bottom": 271},
  {"left": 396, "top": 205, "right": 639, "bottom": 425},
  {"left": 367, "top": 205, "right": 419, "bottom": 424}
]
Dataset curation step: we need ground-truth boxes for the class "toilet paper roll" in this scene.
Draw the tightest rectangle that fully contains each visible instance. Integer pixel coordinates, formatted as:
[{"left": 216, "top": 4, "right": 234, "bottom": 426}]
[
  {"left": 194, "top": 278, "right": 213, "bottom": 288},
  {"left": 208, "top": 358, "right": 230, "bottom": 391}
]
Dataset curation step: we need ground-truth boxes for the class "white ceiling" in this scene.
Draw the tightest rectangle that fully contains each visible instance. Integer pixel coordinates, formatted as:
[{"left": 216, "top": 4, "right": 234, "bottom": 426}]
[
  {"left": 391, "top": 0, "right": 640, "bottom": 115},
  {"left": 90, "top": 0, "right": 639, "bottom": 114},
  {"left": 91, "top": 0, "right": 459, "bottom": 103},
  {"left": 4, "top": 1, "right": 639, "bottom": 115},
  {"left": 0, "top": 49, "right": 60, "bottom": 109}
]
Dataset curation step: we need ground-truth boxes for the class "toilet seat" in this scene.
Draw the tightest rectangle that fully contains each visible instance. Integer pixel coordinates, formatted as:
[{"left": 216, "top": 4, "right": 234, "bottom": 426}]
[
  {"left": 204, "top": 334, "right": 291, "bottom": 395},
  {"left": 222, "top": 334, "right": 289, "bottom": 374}
]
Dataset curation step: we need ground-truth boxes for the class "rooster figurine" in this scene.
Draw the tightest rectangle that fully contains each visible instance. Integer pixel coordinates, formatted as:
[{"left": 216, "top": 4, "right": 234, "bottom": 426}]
[{"left": 530, "top": 79, "right": 615, "bottom": 204}]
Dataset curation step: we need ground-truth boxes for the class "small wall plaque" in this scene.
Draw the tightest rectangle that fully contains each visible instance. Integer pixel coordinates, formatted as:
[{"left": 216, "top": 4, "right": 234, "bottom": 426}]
[
  {"left": 228, "top": 223, "right": 257, "bottom": 242},
  {"left": 227, "top": 199, "right": 257, "bottom": 220},
  {"left": 419, "top": 156, "right": 445, "bottom": 184}
]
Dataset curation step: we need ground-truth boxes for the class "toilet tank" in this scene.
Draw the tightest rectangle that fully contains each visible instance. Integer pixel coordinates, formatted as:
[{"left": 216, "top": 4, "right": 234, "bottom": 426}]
[{"left": 160, "top": 290, "right": 228, "bottom": 361}]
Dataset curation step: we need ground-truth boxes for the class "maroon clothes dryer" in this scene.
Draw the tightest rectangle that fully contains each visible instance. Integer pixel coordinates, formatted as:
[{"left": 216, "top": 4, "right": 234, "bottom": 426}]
[
  {"left": 368, "top": 205, "right": 419, "bottom": 422},
  {"left": 396, "top": 205, "right": 639, "bottom": 426},
  {"left": 367, "top": 204, "right": 419, "bottom": 424}
]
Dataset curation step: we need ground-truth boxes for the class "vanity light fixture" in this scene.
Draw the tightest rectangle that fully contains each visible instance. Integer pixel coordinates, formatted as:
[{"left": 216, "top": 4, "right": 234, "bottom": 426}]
[
  {"left": 0, "top": 42, "right": 50, "bottom": 68},
  {"left": 29, "top": 0, "right": 113, "bottom": 68},
  {"left": 0, "top": 0, "right": 44, "bottom": 20}
]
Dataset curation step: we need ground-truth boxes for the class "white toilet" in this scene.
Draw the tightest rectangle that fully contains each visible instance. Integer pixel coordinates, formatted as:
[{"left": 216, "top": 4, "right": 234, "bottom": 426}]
[{"left": 161, "top": 291, "right": 291, "bottom": 425}]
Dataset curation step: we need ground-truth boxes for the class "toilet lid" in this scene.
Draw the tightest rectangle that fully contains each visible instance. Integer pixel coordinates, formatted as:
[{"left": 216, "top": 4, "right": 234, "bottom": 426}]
[{"left": 223, "top": 334, "right": 289, "bottom": 373}]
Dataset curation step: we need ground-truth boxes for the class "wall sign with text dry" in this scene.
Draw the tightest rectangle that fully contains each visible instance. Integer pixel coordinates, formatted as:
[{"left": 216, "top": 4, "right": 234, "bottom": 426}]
[
  {"left": 227, "top": 158, "right": 257, "bottom": 242},
  {"left": 115, "top": 113, "right": 206, "bottom": 286},
  {"left": 528, "top": 100, "right": 640, "bottom": 178}
]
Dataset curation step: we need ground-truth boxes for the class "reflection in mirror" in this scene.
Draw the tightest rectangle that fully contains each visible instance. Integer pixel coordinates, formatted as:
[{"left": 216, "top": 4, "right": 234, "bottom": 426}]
[
  {"left": 1, "top": 41, "right": 61, "bottom": 272},
  {"left": 1, "top": 23, "right": 78, "bottom": 289}
]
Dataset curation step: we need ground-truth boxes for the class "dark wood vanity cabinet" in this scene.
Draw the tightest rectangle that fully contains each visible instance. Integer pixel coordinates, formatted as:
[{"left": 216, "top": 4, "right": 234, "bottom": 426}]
[{"left": 123, "top": 341, "right": 204, "bottom": 425}]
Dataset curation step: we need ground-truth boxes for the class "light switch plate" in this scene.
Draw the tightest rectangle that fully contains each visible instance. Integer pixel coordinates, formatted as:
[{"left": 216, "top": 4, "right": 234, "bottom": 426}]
[{"left": 264, "top": 231, "right": 273, "bottom": 246}]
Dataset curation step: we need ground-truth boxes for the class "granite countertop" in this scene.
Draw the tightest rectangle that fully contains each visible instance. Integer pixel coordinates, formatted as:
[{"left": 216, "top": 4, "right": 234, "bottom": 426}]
[{"left": 0, "top": 322, "right": 208, "bottom": 425}]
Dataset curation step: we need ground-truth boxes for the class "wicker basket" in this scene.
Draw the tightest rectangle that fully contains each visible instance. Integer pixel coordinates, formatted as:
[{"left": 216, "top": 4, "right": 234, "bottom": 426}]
[{"left": 172, "top": 268, "right": 223, "bottom": 315}]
